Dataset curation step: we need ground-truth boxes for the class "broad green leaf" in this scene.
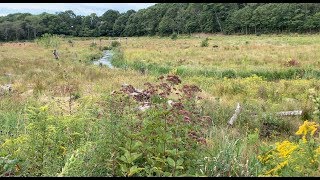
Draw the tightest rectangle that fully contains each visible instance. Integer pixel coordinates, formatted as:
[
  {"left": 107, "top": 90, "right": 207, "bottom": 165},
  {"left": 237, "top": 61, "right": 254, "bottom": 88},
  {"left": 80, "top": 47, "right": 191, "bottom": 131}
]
[
  {"left": 132, "top": 141, "right": 143, "bottom": 150},
  {"left": 176, "top": 158, "right": 184, "bottom": 166},
  {"left": 176, "top": 166, "right": 184, "bottom": 170},
  {"left": 163, "top": 172, "right": 172, "bottom": 176},
  {"left": 3, "top": 163, "right": 9, "bottom": 171},
  {"left": 165, "top": 149, "right": 176, "bottom": 156},
  {"left": 128, "top": 165, "right": 144, "bottom": 177},
  {"left": 119, "top": 147, "right": 130, "bottom": 154},
  {"left": 167, "top": 157, "right": 175, "bottom": 167},
  {"left": 130, "top": 153, "right": 142, "bottom": 163},
  {"left": 154, "top": 157, "right": 166, "bottom": 164},
  {"left": 119, "top": 155, "right": 127, "bottom": 163},
  {"left": 120, "top": 164, "right": 128, "bottom": 173}
]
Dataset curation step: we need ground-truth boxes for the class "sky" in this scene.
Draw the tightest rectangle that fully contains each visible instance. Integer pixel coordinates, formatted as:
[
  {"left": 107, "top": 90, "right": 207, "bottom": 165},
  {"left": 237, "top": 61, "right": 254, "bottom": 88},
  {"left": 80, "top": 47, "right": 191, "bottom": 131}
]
[{"left": 0, "top": 3, "right": 156, "bottom": 16}]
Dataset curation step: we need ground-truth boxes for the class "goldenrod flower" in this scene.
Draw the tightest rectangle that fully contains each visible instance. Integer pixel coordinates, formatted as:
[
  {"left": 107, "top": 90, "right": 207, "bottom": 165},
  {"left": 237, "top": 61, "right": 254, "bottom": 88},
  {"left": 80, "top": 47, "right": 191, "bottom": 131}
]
[
  {"left": 258, "top": 153, "right": 273, "bottom": 163},
  {"left": 60, "top": 146, "right": 67, "bottom": 155},
  {"left": 275, "top": 141, "right": 297, "bottom": 158},
  {"left": 40, "top": 105, "right": 49, "bottom": 112},
  {"left": 295, "top": 121, "right": 319, "bottom": 141},
  {"left": 265, "top": 160, "right": 288, "bottom": 175}
]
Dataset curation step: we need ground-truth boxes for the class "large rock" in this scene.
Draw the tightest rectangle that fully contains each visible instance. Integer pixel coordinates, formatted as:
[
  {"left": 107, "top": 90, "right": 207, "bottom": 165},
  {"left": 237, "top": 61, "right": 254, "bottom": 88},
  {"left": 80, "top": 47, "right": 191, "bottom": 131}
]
[{"left": 0, "top": 84, "right": 12, "bottom": 95}]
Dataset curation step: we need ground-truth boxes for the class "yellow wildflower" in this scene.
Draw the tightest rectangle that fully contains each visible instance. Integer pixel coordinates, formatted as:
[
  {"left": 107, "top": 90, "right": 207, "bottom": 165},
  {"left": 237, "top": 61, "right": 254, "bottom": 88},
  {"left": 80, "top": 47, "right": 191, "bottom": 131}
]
[
  {"left": 265, "top": 160, "right": 288, "bottom": 175},
  {"left": 40, "top": 105, "right": 48, "bottom": 112},
  {"left": 295, "top": 121, "right": 319, "bottom": 141},
  {"left": 275, "top": 141, "right": 297, "bottom": 158},
  {"left": 60, "top": 146, "right": 67, "bottom": 155},
  {"left": 258, "top": 154, "right": 273, "bottom": 163}
]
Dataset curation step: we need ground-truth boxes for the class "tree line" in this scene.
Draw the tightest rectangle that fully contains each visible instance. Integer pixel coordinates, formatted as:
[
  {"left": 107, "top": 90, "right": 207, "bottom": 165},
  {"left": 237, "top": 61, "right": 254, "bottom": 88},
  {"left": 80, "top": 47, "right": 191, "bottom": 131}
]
[{"left": 1, "top": 3, "right": 320, "bottom": 41}]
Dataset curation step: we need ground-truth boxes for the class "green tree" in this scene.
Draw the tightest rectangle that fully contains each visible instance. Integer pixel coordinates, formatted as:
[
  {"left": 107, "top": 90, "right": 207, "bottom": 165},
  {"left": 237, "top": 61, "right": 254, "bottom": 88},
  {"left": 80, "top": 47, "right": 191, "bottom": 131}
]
[
  {"left": 113, "top": 10, "right": 135, "bottom": 36},
  {"left": 100, "top": 10, "right": 120, "bottom": 36}
]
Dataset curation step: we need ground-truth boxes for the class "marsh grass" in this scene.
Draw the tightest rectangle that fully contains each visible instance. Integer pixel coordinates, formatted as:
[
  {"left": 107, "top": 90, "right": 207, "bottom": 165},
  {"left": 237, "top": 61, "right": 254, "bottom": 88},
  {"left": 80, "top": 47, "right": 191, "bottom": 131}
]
[
  {"left": 1, "top": 35, "right": 320, "bottom": 176},
  {"left": 122, "top": 35, "right": 320, "bottom": 72}
]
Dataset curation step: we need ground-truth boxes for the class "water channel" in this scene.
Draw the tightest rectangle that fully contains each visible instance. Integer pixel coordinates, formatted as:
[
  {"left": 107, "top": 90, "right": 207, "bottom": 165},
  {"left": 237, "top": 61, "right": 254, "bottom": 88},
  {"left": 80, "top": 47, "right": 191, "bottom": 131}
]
[{"left": 93, "top": 50, "right": 114, "bottom": 69}]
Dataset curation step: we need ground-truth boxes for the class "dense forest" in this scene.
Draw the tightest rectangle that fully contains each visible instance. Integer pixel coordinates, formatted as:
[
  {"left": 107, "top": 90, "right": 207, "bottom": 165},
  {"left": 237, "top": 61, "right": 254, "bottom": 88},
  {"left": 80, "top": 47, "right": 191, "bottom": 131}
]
[{"left": 1, "top": 3, "right": 320, "bottom": 41}]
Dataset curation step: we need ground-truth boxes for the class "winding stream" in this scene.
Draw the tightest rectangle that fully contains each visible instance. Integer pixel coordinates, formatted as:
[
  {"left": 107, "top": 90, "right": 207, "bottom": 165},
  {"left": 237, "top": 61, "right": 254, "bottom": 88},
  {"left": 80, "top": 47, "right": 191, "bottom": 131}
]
[{"left": 93, "top": 50, "right": 114, "bottom": 69}]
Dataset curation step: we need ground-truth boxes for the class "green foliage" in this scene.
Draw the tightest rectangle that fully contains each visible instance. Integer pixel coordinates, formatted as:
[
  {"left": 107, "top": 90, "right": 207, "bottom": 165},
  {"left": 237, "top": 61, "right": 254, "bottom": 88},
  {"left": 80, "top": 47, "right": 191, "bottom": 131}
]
[
  {"left": 86, "top": 51, "right": 102, "bottom": 62},
  {"left": 3, "top": 4, "right": 320, "bottom": 42},
  {"left": 170, "top": 32, "right": 178, "bottom": 40},
  {"left": 260, "top": 115, "right": 292, "bottom": 138},
  {"left": 90, "top": 42, "right": 97, "bottom": 47},
  {"left": 58, "top": 142, "right": 96, "bottom": 177},
  {"left": 200, "top": 38, "right": 209, "bottom": 47},
  {"left": 110, "top": 47, "right": 126, "bottom": 68},
  {"left": 0, "top": 104, "right": 89, "bottom": 176},
  {"left": 59, "top": 75, "right": 213, "bottom": 177},
  {"left": 111, "top": 41, "right": 121, "bottom": 48},
  {"left": 309, "top": 89, "right": 320, "bottom": 122},
  {"left": 35, "top": 33, "right": 61, "bottom": 49},
  {"left": 258, "top": 121, "right": 320, "bottom": 176},
  {"left": 67, "top": 40, "right": 74, "bottom": 47},
  {"left": 0, "top": 156, "right": 20, "bottom": 177},
  {"left": 101, "top": 46, "right": 112, "bottom": 51}
]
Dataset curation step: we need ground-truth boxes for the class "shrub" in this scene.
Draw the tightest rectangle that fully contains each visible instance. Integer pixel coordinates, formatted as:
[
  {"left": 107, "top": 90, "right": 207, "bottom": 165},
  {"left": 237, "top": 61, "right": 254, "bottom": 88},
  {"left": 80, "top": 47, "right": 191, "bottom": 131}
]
[
  {"left": 0, "top": 105, "right": 89, "bottom": 176},
  {"left": 260, "top": 115, "right": 291, "bottom": 138},
  {"left": 200, "top": 38, "right": 209, "bottom": 47},
  {"left": 91, "top": 75, "right": 212, "bottom": 176},
  {"left": 111, "top": 41, "right": 121, "bottom": 48},
  {"left": 90, "top": 42, "right": 97, "bottom": 48},
  {"left": 101, "top": 46, "right": 112, "bottom": 51},
  {"left": 170, "top": 32, "right": 178, "bottom": 40},
  {"left": 35, "top": 33, "right": 61, "bottom": 49},
  {"left": 67, "top": 40, "right": 74, "bottom": 47},
  {"left": 221, "top": 69, "right": 237, "bottom": 78},
  {"left": 309, "top": 89, "right": 320, "bottom": 122},
  {"left": 110, "top": 48, "right": 126, "bottom": 68},
  {"left": 87, "top": 53, "right": 102, "bottom": 61},
  {"left": 258, "top": 120, "right": 320, "bottom": 176}
]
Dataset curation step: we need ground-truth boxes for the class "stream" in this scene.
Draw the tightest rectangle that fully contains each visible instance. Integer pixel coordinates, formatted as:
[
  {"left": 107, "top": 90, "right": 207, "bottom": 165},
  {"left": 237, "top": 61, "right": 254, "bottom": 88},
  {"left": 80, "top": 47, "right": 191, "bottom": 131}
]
[{"left": 93, "top": 50, "right": 114, "bottom": 69}]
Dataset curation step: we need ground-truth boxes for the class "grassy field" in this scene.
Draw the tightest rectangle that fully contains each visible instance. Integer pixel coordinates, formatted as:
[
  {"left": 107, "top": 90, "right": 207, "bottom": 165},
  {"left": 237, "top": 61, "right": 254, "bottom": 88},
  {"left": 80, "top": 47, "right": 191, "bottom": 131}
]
[
  {"left": 119, "top": 35, "right": 320, "bottom": 80},
  {"left": 0, "top": 34, "right": 320, "bottom": 176},
  {"left": 123, "top": 34, "right": 320, "bottom": 70}
]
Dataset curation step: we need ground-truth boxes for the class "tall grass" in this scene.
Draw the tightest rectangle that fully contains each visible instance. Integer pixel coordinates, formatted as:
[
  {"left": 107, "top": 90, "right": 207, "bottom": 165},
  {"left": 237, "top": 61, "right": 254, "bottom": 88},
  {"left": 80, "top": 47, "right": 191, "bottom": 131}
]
[{"left": 1, "top": 35, "right": 320, "bottom": 176}]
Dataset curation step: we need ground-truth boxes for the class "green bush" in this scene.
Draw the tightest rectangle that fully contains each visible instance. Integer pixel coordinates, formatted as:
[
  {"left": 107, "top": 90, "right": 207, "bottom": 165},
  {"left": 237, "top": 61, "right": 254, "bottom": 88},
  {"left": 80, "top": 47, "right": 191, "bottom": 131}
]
[
  {"left": 35, "top": 33, "right": 61, "bottom": 49},
  {"left": 170, "top": 32, "right": 178, "bottom": 40},
  {"left": 111, "top": 41, "right": 121, "bottom": 48},
  {"left": 110, "top": 48, "right": 126, "bottom": 68},
  {"left": 101, "top": 46, "right": 112, "bottom": 51},
  {"left": 200, "top": 38, "right": 209, "bottom": 47},
  {"left": 93, "top": 75, "right": 211, "bottom": 176},
  {"left": 90, "top": 42, "right": 97, "bottom": 48}
]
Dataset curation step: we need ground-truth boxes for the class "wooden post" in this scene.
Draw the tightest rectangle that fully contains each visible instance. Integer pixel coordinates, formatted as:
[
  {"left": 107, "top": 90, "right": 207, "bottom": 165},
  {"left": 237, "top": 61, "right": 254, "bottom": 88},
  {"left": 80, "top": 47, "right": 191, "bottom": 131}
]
[
  {"left": 228, "top": 103, "right": 241, "bottom": 126},
  {"left": 53, "top": 49, "right": 59, "bottom": 60}
]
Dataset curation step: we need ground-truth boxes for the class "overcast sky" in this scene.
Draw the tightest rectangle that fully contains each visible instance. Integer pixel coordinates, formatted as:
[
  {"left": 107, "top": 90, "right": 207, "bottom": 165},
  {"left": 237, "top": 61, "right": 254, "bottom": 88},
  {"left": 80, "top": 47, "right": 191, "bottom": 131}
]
[{"left": 0, "top": 3, "right": 156, "bottom": 16}]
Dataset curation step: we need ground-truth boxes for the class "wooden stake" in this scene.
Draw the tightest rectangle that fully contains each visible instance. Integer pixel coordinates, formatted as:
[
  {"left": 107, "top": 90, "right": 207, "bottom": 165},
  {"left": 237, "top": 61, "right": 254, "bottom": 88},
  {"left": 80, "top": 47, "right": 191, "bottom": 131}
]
[{"left": 228, "top": 103, "right": 241, "bottom": 126}]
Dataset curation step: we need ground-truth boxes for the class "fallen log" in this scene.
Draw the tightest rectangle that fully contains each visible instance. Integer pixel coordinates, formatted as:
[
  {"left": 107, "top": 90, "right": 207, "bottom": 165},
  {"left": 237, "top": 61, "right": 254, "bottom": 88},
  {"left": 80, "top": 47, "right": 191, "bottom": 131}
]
[{"left": 276, "top": 110, "right": 302, "bottom": 116}]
